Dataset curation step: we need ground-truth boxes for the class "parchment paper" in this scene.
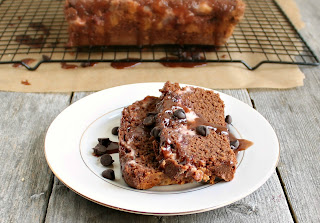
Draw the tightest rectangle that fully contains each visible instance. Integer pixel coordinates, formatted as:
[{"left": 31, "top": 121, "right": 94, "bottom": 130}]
[{"left": 0, "top": 0, "right": 306, "bottom": 92}]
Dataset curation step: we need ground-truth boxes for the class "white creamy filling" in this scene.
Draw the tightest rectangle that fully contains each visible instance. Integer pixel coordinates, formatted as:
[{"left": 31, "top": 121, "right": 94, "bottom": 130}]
[
  {"left": 207, "top": 126, "right": 229, "bottom": 135},
  {"left": 127, "top": 160, "right": 137, "bottom": 166},
  {"left": 71, "top": 17, "right": 86, "bottom": 25},
  {"left": 171, "top": 106, "right": 183, "bottom": 111},
  {"left": 125, "top": 138, "right": 135, "bottom": 158},
  {"left": 185, "top": 110, "right": 198, "bottom": 122},
  {"left": 161, "top": 146, "right": 176, "bottom": 159},
  {"left": 163, "top": 118, "right": 170, "bottom": 126},
  {"left": 176, "top": 125, "right": 195, "bottom": 144},
  {"left": 177, "top": 86, "right": 193, "bottom": 95},
  {"left": 184, "top": 86, "right": 193, "bottom": 92},
  {"left": 179, "top": 125, "right": 195, "bottom": 136},
  {"left": 161, "top": 146, "right": 170, "bottom": 151}
]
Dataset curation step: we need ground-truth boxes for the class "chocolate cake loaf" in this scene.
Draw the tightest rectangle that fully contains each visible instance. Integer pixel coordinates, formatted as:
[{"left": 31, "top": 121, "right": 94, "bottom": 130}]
[
  {"left": 119, "top": 96, "right": 193, "bottom": 189},
  {"left": 152, "top": 82, "right": 237, "bottom": 183},
  {"left": 65, "top": 0, "right": 245, "bottom": 46}
]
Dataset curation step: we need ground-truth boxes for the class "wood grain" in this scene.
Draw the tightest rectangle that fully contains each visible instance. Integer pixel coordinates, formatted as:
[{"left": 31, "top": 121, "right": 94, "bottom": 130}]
[
  {"left": 247, "top": 0, "right": 320, "bottom": 221},
  {"left": 249, "top": 71, "right": 320, "bottom": 222},
  {"left": 43, "top": 90, "right": 293, "bottom": 222},
  {"left": 0, "top": 92, "right": 71, "bottom": 222}
]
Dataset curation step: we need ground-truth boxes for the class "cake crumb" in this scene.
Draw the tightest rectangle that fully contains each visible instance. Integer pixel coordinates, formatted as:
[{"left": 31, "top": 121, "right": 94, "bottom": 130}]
[{"left": 21, "top": 80, "right": 31, "bottom": 85}]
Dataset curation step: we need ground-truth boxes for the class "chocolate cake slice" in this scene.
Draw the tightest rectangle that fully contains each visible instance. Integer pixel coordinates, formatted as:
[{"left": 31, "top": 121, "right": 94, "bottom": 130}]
[
  {"left": 152, "top": 82, "right": 237, "bottom": 184},
  {"left": 119, "top": 96, "right": 193, "bottom": 189}
]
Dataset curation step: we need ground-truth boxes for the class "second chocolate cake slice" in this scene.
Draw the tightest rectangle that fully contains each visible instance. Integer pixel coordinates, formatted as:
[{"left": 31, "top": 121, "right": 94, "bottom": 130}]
[
  {"left": 119, "top": 96, "right": 193, "bottom": 189},
  {"left": 152, "top": 82, "right": 237, "bottom": 183}
]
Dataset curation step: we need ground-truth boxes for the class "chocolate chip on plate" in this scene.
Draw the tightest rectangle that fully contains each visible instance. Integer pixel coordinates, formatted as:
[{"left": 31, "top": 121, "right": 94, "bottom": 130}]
[
  {"left": 196, "top": 125, "right": 210, "bottom": 136},
  {"left": 230, "top": 140, "right": 240, "bottom": 149},
  {"left": 151, "top": 127, "right": 161, "bottom": 139},
  {"left": 143, "top": 115, "right": 155, "bottom": 127},
  {"left": 98, "top": 138, "right": 111, "bottom": 147},
  {"left": 93, "top": 144, "right": 108, "bottom": 156},
  {"left": 225, "top": 115, "right": 232, "bottom": 124},
  {"left": 111, "top": 127, "right": 119, "bottom": 136},
  {"left": 93, "top": 140, "right": 119, "bottom": 156},
  {"left": 106, "top": 142, "right": 119, "bottom": 154},
  {"left": 100, "top": 154, "right": 114, "bottom": 166},
  {"left": 102, "top": 169, "right": 115, "bottom": 180},
  {"left": 173, "top": 109, "right": 186, "bottom": 119}
]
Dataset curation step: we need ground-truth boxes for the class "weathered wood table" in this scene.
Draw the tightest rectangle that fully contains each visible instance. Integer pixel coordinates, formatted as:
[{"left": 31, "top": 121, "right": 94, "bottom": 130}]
[{"left": 0, "top": 0, "right": 319, "bottom": 222}]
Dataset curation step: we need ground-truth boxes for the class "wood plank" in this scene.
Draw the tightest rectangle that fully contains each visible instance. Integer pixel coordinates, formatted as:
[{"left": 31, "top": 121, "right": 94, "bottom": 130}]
[
  {"left": 0, "top": 92, "right": 71, "bottom": 222},
  {"left": 247, "top": 0, "right": 320, "bottom": 221},
  {"left": 45, "top": 90, "right": 293, "bottom": 222},
  {"left": 295, "top": 0, "right": 320, "bottom": 55}
]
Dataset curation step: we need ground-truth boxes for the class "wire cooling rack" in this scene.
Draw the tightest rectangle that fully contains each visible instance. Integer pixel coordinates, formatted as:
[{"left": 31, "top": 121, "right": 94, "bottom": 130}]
[{"left": 0, "top": 0, "right": 318, "bottom": 71}]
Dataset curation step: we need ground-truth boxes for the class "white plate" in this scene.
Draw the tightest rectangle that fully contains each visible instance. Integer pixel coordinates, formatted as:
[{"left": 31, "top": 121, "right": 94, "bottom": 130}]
[{"left": 45, "top": 82, "right": 279, "bottom": 216}]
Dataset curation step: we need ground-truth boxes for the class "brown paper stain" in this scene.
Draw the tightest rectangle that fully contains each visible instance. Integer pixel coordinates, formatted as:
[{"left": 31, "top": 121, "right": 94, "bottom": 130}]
[
  {"left": 0, "top": 0, "right": 307, "bottom": 92},
  {"left": 0, "top": 61, "right": 304, "bottom": 92}
]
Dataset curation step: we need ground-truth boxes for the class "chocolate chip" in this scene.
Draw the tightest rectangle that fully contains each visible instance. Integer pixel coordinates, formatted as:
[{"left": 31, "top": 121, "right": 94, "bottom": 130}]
[
  {"left": 93, "top": 140, "right": 119, "bottom": 156},
  {"left": 143, "top": 115, "right": 155, "bottom": 127},
  {"left": 173, "top": 109, "right": 186, "bottom": 119},
  {"left": 106, "top": 142, "right": 119, "bottom": 154},
  {"left": 225, "top": 115, "right": 232, "bottom": 124},
  {"left": 98, "top": 138, "right": 111, "bottom": 147},
  {"left": 151, "top": 127, "right": 161, "bottom": 139},
  {"left": 230, "top": 140, "right": 240, "bottom": 149},
  {"left": 147, "top": 112, "right": 157, "bottom": 116},
  {"left": 93, "top": 144, "right": 108, "bottom": 156},
  {"left": 111, "top": 127, "right": 119, "bottom": 136},
  {"left": 100, "top": 154, "right": 114, "bottom": 166},
  {"left": 196, "top": 125, "right": 210, "bottom": 136},
  {"left": 102, "top": 169, "right": 115, "bottom": 180}
]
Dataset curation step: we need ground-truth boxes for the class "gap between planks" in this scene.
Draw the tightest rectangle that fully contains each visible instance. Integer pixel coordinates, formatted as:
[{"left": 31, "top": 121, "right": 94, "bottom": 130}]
[
  {"left": 69, "top": 92, "right": 75, "bottom": 104},
  {"left": 42, "top": 175, "right": 55, "bottom": 223},
  {"left": 275, "top": 168, "right": 298, "bottom": 223}
]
